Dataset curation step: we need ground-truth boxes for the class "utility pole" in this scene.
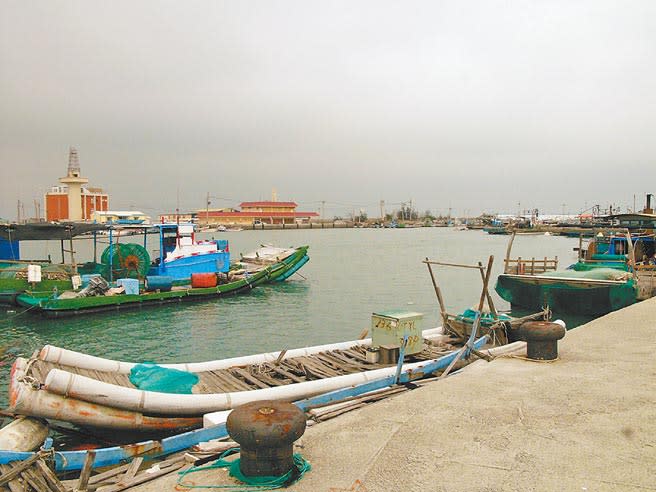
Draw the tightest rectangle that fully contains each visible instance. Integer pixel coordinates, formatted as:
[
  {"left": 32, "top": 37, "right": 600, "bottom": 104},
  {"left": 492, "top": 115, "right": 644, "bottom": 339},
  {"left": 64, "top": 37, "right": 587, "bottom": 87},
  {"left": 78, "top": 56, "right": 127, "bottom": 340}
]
[
  {"left": 380, "top": 200, "right": 385, "bottom": 221},
  {"left": 206, "top": 192, "right": 210, "bottom": 225},
  {"left": 176, "top": 186, "right": 180, "bottom": 225}
]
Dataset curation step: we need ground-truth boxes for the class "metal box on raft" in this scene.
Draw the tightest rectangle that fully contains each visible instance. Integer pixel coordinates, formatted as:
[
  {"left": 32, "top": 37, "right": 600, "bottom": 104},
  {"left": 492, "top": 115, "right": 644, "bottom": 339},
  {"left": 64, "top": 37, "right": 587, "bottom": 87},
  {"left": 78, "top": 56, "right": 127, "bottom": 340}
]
[
  {"left": 371, "top": 310, "right": 423, "bottom": 356},
  {"left": 80, "top": 274, "right": 102, "bottom": 288},
  {"left": 116, "top": 278, "right": 139, "bottom": 295}
]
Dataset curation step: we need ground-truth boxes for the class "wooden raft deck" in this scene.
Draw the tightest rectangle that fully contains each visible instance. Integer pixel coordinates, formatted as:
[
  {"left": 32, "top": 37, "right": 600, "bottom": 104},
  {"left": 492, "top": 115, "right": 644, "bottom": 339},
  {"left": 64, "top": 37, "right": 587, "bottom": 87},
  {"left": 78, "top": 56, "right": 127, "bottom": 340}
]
[
  {"left": 27, "top": 342, "right": 458, "bottom": 395},
  {"left": 0, "top": 452, "right": 68, "bottom": 492}
]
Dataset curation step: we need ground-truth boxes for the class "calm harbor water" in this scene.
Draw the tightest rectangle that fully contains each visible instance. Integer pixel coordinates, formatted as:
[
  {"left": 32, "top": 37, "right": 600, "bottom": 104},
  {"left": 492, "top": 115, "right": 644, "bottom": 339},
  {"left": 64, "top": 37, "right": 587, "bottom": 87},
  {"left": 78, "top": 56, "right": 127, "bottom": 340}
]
[{"left": 0, "top": 228, "right": 589, "bottom": 410}]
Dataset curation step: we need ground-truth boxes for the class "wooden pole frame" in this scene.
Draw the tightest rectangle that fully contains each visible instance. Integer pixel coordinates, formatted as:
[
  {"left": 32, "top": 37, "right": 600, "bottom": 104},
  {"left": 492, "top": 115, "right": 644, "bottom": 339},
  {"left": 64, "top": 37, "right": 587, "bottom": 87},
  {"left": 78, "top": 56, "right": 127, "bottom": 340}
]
[
  {"left": 504, "top": 231, "right": 516, "bottom": 273},
  {"left": 439, "top": 255, "right": 495, "bottom": 379},
  {"left": 424, "top": 258, "right": 449, "bottom": 328}
]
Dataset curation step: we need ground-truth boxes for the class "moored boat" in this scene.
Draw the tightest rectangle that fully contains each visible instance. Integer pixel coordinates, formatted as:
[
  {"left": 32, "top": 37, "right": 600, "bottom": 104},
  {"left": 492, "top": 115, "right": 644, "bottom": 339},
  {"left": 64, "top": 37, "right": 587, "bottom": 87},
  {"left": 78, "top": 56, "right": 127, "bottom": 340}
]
[
  {"left": 13, "top": 245, "right": 309, "bottom": 317},
  {"left": 495, "top": 230, "right": 656, "bottom": 316},
  {"left": 1, "top": 222, "right": 295, "bottom": 305}
]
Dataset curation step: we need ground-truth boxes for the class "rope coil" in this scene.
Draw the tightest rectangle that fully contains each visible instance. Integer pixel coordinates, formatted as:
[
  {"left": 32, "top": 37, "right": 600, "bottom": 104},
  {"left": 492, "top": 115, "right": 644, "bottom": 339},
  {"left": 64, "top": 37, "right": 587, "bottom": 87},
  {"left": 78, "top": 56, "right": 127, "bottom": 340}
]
[{"left": 177, "top": 448, "right": 311, "bottom": 491}]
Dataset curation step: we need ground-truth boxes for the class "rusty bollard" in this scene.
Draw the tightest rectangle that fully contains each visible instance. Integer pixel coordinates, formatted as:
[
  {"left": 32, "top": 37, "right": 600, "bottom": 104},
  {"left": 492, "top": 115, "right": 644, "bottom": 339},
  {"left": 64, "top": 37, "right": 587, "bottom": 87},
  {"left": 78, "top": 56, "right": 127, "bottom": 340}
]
[
  {"left": 226, "top": 400, "right": 306, "bottom": 477},
  {"left": 518, "top": 321, "right": 566, "bottom": 360}
]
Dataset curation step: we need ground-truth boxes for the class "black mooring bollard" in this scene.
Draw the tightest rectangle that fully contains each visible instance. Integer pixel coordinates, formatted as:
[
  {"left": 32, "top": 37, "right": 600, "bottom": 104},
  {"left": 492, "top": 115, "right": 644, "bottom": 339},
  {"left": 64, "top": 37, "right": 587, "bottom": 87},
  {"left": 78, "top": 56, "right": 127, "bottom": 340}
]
[
  {"left": 518, "top": 321, "right": 566, "bottom": 360},
  {"left": 226, "top": 400, "right": 306, "bottom": 477}
]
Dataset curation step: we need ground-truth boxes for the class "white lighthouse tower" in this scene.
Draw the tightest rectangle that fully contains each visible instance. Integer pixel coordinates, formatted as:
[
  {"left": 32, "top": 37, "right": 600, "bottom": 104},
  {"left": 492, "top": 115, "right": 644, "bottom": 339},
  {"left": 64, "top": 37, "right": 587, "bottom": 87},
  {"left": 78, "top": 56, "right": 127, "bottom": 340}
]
[{"left": 58, "top": 147, "right": 89, "bottom": 221}]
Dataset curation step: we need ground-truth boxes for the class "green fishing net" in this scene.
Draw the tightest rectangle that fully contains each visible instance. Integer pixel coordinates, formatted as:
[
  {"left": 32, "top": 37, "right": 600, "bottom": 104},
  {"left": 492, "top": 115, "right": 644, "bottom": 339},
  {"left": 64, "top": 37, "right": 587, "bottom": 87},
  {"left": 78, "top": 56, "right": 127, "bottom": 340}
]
[{"left": 177, "top": 448, "right": 311, "bottom": 491}]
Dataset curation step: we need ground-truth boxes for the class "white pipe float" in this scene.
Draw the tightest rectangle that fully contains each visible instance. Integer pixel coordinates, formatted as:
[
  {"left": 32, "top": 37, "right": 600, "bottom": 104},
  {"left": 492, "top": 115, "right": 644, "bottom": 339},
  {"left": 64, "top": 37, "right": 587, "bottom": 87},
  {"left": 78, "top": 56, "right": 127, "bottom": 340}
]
[
  {"left": 0, "top": 417, "right": 48, "bottom": 452},
  {"left": 8, "top": 358, "right": 201, "bottom": 431},
  {"left": 44, "top": 345, "right": 464, "bottom": 416},
  {"left": 38, "top": 328, "right": 445, "bottom": 374}
]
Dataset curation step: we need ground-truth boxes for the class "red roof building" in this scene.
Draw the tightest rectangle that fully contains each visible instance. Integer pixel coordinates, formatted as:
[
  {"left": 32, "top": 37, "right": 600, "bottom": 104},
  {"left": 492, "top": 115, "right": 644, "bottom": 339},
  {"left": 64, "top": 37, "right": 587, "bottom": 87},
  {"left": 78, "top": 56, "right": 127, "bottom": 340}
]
[{"left": 197, "top": 201, "right": 318, "bottom": 226}]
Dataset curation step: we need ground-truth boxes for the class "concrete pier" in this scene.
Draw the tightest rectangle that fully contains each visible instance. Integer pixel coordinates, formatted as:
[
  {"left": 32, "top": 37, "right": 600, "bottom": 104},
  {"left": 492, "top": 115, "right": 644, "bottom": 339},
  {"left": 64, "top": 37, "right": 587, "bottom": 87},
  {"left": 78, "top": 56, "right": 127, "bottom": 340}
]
[
  {"left": 291, "top": 299, "right": 655, "bottom": 491},
  {"left": 133, "top": 298, "right": 656, "bottom": 491}
]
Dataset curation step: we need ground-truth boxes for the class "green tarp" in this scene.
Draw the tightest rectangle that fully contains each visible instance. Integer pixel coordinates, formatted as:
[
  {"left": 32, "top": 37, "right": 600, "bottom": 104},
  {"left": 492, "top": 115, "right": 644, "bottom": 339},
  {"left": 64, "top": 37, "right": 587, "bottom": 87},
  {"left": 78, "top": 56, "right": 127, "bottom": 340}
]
[
  {"left": 129, "top": 364, "right": 199, "bottom": 394},
  {"left": 537, "top": 268, "right": 630, "bottom": 281}
]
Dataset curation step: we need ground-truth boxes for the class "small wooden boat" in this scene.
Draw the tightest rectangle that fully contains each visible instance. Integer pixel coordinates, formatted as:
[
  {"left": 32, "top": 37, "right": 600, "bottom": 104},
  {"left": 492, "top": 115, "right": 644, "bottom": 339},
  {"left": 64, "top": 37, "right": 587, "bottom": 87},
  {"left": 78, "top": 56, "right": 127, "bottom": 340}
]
[
  {"left": 13, "top": 246, "right": 309, "bottom": 317},
  {"left": 7, "top": 325, "right": 482, "bottom": 432}
]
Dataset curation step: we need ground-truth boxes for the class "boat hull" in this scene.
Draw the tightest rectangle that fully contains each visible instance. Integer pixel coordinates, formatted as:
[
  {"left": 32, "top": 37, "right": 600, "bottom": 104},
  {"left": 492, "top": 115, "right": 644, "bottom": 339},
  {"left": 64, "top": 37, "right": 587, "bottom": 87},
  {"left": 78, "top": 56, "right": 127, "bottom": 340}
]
[
  {"left": 495, "top": 273, "right": 636, "bottom": 316},
  {"left": 15, "top": 274, "right": 262, "bottom": 317}
]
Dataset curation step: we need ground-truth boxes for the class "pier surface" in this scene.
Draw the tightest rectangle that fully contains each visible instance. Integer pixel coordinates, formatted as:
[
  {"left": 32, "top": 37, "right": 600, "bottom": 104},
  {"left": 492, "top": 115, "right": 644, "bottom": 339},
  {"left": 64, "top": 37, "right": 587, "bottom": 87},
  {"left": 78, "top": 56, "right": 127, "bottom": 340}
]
[{"left": 135, "top": 299, "right": 656, "bottom": 491}]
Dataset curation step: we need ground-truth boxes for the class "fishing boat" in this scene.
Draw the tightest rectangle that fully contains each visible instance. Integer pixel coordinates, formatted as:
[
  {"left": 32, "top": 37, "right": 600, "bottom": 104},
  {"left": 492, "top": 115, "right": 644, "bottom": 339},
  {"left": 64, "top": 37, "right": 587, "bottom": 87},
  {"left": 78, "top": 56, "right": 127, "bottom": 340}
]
[
  {"left": 495, "top": 230, "right": 656, "bottom": 316},
  {"left": 1, "top": 222, "right": 267, "bottom": 305},
  {"left": 6, "top": 315, "right": 490, "bottom": 433},
  {"left": 13, "top": 245, "right": 309, "bottom": 317}
]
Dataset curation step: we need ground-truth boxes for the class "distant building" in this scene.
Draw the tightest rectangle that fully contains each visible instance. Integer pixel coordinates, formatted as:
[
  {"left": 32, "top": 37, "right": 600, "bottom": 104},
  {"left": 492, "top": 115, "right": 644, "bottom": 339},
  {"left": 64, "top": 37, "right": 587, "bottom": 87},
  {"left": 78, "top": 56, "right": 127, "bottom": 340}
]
[
  {"left": 158, "top": 212, "right": 197, "bottom": 223},
  {"left": 197, "top": 201, "right": 319, "bottom": 226},
  {"left": 91, "top": 211, "right": 150, "bottom": 225},
  {"left": 44, "top": 148, "right": 109, "bottom": 221}
]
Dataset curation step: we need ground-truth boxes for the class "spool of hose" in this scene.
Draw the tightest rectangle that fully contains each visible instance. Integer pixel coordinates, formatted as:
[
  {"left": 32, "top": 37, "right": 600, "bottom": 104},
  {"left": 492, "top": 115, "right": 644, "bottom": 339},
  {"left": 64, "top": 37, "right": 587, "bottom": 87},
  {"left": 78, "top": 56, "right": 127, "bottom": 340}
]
[{"left": 101, "top": 243, "right": 151, "bottom": 279}]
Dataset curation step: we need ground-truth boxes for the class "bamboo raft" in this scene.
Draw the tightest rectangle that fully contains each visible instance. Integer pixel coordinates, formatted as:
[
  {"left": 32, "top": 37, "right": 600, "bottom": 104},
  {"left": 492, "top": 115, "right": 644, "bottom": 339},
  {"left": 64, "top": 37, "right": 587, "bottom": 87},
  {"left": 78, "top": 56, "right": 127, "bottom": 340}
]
[
  {"left": 8, "top": 332, "right": 463, "bottom": 431},
  {"left": 24, "top": 341, "right": 457, "bottom": 396},
  {"left": 1, "top": 339, "right": 524, "bottom": 490}
]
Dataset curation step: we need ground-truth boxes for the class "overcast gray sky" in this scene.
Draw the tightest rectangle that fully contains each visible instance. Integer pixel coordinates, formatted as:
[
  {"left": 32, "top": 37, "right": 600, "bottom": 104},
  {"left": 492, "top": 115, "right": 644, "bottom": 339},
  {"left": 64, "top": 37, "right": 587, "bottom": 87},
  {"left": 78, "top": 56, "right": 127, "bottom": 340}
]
[{"left": 1, "top": 1, "right": 655, "bottom": 220}]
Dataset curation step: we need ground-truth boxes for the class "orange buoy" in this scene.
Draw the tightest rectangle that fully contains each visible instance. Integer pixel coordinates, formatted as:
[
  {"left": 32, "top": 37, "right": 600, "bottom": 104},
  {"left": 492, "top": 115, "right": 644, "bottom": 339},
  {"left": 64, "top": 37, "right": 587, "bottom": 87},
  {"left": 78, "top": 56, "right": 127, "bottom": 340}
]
[{"left": 191, "top": 273, "right": 218, "bottom": 288}]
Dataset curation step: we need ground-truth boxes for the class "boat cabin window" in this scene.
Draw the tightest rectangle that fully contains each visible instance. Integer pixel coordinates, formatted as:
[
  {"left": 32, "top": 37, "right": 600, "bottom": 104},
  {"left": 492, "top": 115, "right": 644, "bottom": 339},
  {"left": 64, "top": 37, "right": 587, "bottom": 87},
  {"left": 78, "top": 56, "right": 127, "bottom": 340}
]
[{"left": 163, "top": 236, "right": 177, "bottom": 254}]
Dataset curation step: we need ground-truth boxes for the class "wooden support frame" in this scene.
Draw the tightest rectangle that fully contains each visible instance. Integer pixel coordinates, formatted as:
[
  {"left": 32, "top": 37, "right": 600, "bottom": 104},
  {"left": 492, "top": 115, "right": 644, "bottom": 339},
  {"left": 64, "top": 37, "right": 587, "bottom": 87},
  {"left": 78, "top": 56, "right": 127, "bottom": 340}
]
[
  {"left": 439, "top": 255, "right": 495, "bottom": 379},
  {"left": 423, "top": 256, "right": 497, "bottom": 320}
]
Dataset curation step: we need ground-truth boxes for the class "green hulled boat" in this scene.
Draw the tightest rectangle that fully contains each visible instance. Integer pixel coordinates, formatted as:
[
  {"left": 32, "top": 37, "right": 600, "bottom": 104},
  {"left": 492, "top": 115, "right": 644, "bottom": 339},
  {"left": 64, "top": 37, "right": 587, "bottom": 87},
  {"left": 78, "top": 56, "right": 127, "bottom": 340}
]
[
  {"left": 495, "top": 229, "right": 655, "bottom": 317},
  {"left": 15, "top": 246, "right": 309, "bottom": 317},
  {"left": 495, "top": 267, "right": 637, "bottom": 317}
]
